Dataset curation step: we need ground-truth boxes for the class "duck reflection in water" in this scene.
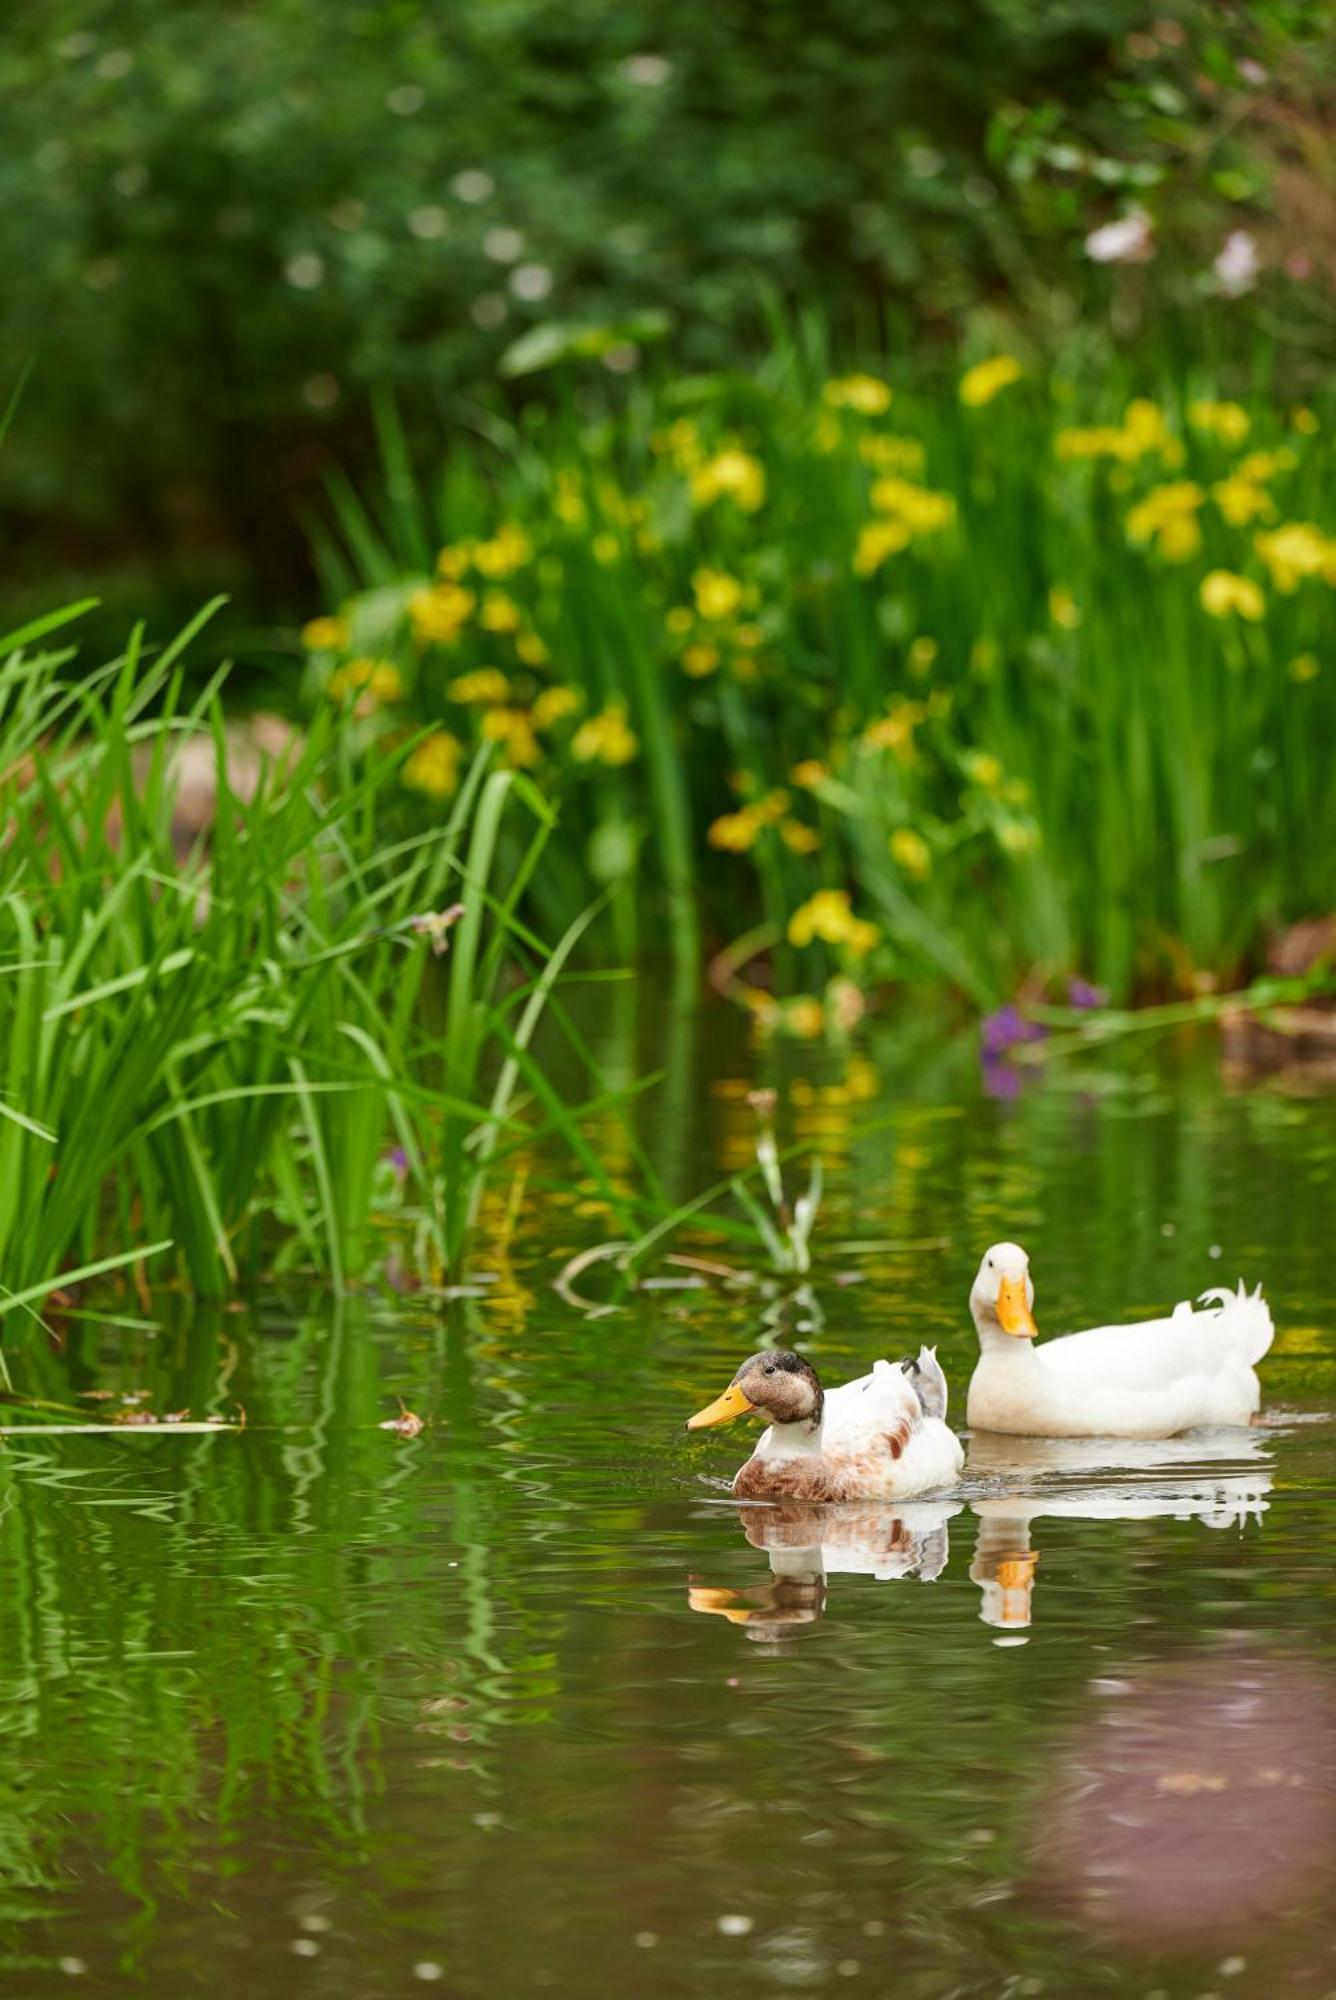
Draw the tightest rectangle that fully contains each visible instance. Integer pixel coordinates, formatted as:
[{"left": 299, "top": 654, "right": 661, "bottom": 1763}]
[
  {"left": 688, "top": 1498, "right": 960, "bottom": 1642},
  {"left": 968, "top": 1426, "right": 1274, "bottom": 1634}
]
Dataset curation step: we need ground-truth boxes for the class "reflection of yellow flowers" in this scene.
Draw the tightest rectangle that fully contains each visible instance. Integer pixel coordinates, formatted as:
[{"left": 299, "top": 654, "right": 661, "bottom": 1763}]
[
  {"left": 302, "top": 614, "right": 348, "bottom": 651},
  {"left": 531, "top": 684, "right": 582, "bottom": 729},
  {"left": 572, "top": 702, "right": 638, "bottom": 766},
  {"left": 859, "top": 433, "right": 925, "bottom": 475},
  {"left": 411, "top": 583, "right": 476, "bottom": 644},
  {"left": 682, "top": 643, "right": 720, "bottom": 679},
  {"left": 959, "top": 355, "right": 1022, "bottom": 408},
  {"left": 788, "top": 888, "right": 879, "bottom": 956},
  {"left": 691, "top": 447, "right": 766, "bottom": 513},
  {"left": 888, "top": 828, "right": 931, "bottom": 880},
  {"left": 823, "top": 374, "right": 892, "bottom": 416},
  {"left": 482, "top": 707, "right": 540, "bottom": 768},
  {"left": 692, "top": 569, "right": 745, "bottom": 621},
  {"left": 1188, "top": 400, "right": 1250, "bottom": 445},
  {"left": 515, "top": 629, "right": 549, "bottom": 667},
  {"left": 1212, "top": 476, "right": 1274, "bottom": 527},
  {"left": 1200, "top": 570, "right": 1265, "bottom": 621},
  {"left": 403, "top": 730, "right": 462, "bottom": 799},
  {"left": 1254, "top": 522, "right": 1328, "bottom": 592},
  {"left": 1126, "top": 481, "right": 1204, "bottom": 561},
  {"left": 790, "top": 760, "right": 828, "bottom": 788},
  {"left": 449, "top": 668, "right": 511, "bottom": 704},
  {"left": 329, "top": 657, "right": 404, "bottom": 706},
  {"left": 1049, "top": 585, "right": 1080, "bottom": 629}
]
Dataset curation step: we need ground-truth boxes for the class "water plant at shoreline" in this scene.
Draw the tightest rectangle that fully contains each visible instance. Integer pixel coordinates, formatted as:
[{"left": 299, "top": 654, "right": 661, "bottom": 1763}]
[
  {"left": 0, "top": 598, "right": 633, "bottom": 1323},
  {"left": 300, "top": 343, "right": 1333, "bottom": 1017}
]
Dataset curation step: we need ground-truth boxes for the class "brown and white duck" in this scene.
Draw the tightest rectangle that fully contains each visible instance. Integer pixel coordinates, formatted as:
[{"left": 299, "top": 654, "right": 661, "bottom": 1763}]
[{"left": 686, "top": 1346, "right": 964, "bottom": 1502}]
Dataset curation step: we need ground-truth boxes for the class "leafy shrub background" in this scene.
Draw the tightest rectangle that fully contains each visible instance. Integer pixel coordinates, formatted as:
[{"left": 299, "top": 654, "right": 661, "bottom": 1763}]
[{"left": 3, "top": 0, "right": 1331, "bottom": 617}]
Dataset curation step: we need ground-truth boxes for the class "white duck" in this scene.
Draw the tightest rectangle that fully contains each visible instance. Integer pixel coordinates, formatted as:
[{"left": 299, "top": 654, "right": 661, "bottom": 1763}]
[
  {"left": 966, "top": 1241, "right": 1273, "bottom": 1438},
  {"left": 686, "top": 1345, "right": 964, "bottom": 1501}
]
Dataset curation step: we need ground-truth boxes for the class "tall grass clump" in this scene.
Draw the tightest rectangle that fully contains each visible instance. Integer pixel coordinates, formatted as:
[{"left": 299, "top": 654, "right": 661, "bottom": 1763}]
[
  {"left": 300, "top": 336, "right": 1334, "bottom": 1020},
  {"left": 0, "top": 598, "right": 626, "bottom": 1317}
]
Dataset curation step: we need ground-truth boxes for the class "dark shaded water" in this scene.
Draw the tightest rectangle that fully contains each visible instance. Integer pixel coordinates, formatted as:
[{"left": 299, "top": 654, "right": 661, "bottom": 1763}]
[{"left": 2, "top": 1005, "right": 1334, "bottom": 1998}]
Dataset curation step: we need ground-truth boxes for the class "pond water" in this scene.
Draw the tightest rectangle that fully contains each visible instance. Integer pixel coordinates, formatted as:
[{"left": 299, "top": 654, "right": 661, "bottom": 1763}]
[{"left": 2, "top": 1001, "right": 1334, "bottom": 1999}]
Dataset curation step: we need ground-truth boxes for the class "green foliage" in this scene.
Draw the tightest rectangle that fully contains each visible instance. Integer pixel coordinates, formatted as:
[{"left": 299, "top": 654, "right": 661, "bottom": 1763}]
[
  {"left": 4, "top": 0, "right": 1331, "bottom": 600},
  {"left": 305, "top": 337, "right": 1334, "bottom": 1010},
  {"left": 0, "top": 598, "right": 627, "bottom": 1308}
]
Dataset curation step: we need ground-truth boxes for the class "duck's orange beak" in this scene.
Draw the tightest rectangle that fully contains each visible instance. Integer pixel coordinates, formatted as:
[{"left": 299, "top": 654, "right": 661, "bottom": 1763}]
[
  {"left": 686, "top": 1382, "right": 755, "bottom": 1430},
  {"left": 996, "top": 1274, "right": 1037, "bottom": 1338}
]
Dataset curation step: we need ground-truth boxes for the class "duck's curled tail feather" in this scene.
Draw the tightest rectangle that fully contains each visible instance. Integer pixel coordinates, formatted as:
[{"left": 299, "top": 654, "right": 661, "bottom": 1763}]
[
  {"left": 899, "top": 1345, "right": 950, "bottom": 1421},
  {"left": 1197, "top": 1279, "right": 1274, "bottom": 1367}
]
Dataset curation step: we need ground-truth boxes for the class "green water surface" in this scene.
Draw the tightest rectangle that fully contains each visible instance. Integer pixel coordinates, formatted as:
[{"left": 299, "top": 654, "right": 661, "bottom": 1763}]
[{"left": 1, "top": 1005, "right": 1333, "bottom": 1999}]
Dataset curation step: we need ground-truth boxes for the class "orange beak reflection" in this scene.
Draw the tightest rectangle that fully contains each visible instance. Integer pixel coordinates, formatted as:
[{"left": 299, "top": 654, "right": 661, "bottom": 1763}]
[
  {"left": 996, "top": 1273, "right": 1038, "bottom": 1339},
  {"left": 686, "top": 1382, "right": 756, "bottom": 1430}
]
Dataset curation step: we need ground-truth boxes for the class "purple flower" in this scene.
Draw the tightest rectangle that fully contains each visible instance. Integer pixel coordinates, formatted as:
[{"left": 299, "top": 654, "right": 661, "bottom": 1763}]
[
  {"left": 385, "top": 1146, "right": 409, "bottom": 1180},
  {"left": 1067, "top": 977, "right": 1108, "bottom": 1011},
  {"left": 981, "top": 1054, "right": 1027, "bottom": 1100},
  {"left": 980, "top": 1004, "right": 1048, "bottom": 1059}
]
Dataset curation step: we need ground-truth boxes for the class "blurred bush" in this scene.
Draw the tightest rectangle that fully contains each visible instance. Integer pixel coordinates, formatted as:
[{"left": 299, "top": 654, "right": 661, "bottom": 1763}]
[{"left": 3, "top": 0, "right": 1331, "bottom": 607}]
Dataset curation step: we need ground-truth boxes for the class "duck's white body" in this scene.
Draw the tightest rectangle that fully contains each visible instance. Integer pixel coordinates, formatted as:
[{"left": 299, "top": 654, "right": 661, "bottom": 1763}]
[
  {"left": 968, "top": 1278, "right": 1273, "bottom": 1439},
  {"left": 739, "top": 1350, "right": 964, "bottom": 1501}
]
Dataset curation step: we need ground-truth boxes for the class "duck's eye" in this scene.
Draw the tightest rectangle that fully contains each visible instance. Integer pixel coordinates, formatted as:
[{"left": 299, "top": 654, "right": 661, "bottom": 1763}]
[
  {"left": 986, "top": 1257, "right": 994, "bottom": 1270},
  {"left": 763, "top": 1363, "right": 776, "bottom": 1376}
]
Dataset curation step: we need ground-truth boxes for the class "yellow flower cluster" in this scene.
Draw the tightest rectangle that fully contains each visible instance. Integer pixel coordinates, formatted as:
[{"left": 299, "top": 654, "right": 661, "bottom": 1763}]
[
  {"left": 1056, "top": 399, "right": 1182, "bottom": 468},
  {"left": 888, "top": 828, "right": 931, "bottom": 880},
  {"left": 692, "top": 568, "right": 746, "bottom": 621},
  {"left": 862, "top": 697, "right": 926, "bottom": 762},
  {"left": 708, "top": 789, "right": 793, "bottom": 853},
  {"left": 691, "top": 446, "right": 766, "bottom": 513},
  {"left": 823, "top": 374, "right": 892, "bottom": 416},
  {"left": 403, "top": 730, "right": 462, "bottom": 799},
  {"left": 857, "top": 433, "right": 926, "bottom": 476},
  {"left": 572, "top": 702, "right": 638, "bottom": 766},
  {"left": 1254, "top": 522, "right": 1332, "bottom": 592},
  {"left": 854, "top": 477, "right": 955, "bottom": 576},
  {"left": 1200, "top": 570, "right": 1265, "bottom": 621},
  {"left": 450, "top": 667, "right": 511, "bottom": 704},
  {"left": 482, "top": 706, "right": 540, "bottom": 767},
  {"left": 788, "top": 888, "right": 879, "bottom": 955},
  {"left": 328, "top": 657, "right": 405, "bottom": 707},
  {"left": 1188, "top": 401, "right": 1250, "bottom": 446},
  {"left": 302, "top": 615, "right": 349, "bottom": 651},
  {"left": 959, "top": 355, "right": 1023, "bottom": 409},
  {"left": 410, "top": 581, "right": 476, "bottom": 645},
  {"left": 1125, "top": 481, "right": 1204, "bottom": 562},
  {"left": 532, "top": 684, "right": 582, "bottom": 729}
]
